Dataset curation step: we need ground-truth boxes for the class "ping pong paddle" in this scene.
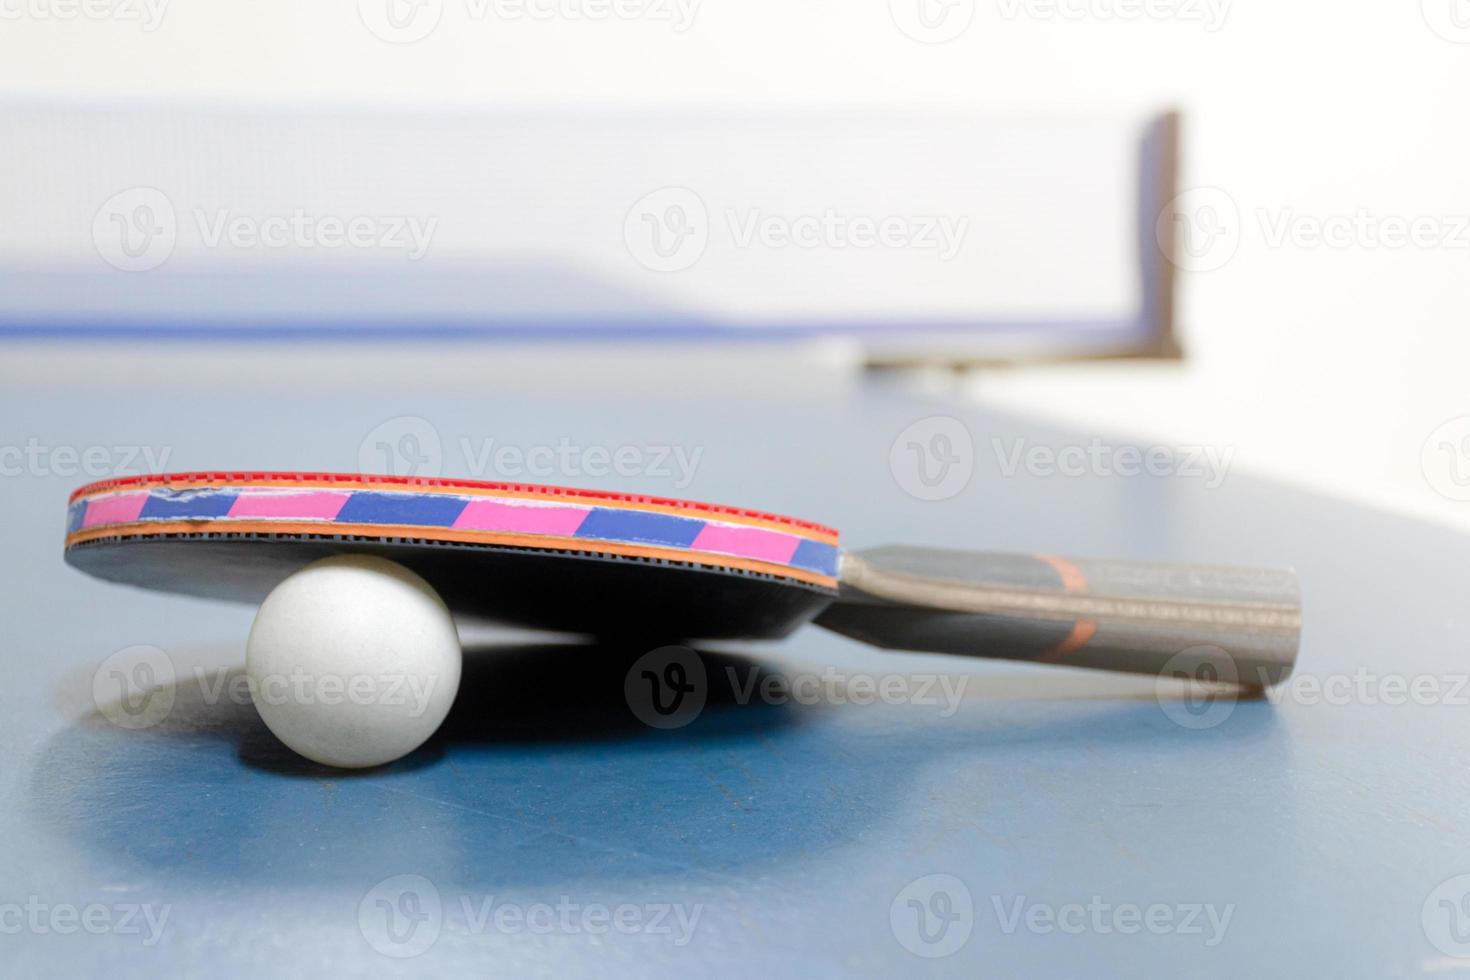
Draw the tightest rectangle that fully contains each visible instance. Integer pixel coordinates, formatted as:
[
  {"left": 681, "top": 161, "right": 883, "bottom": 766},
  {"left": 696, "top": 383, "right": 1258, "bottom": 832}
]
[{"left": 64, "top": 472, "right": 1301, "bottom": 684}]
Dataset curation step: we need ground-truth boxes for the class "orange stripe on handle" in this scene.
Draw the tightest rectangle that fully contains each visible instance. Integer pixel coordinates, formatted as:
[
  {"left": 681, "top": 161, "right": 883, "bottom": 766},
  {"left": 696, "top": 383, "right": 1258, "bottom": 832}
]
[{"left": 1035, "top": 553, "right": 1097, "bottom": 660}]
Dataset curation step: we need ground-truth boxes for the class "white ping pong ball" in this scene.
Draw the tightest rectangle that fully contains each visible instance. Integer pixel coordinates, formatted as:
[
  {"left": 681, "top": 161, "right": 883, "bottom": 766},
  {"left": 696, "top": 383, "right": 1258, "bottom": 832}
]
[{"left": 245, "top": 554, "right": 462, "bottom": 769}]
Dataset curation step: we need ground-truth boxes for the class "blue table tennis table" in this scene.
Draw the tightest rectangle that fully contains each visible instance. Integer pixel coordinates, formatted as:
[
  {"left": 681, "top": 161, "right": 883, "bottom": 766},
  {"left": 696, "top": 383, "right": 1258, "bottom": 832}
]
[{"left": 2, "top": 346, "right": 1465, "bottom": 977}]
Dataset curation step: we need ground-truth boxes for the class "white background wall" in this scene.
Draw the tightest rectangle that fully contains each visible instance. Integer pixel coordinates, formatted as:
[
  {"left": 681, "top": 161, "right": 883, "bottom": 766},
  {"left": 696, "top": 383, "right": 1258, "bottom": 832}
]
[{"left": 2, "top": 0, "right": 1468, "bottom": 528}]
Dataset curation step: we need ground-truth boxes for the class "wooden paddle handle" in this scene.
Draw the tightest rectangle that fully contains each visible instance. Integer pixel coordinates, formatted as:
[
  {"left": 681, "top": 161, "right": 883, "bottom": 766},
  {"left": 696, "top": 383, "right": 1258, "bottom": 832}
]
[{"left": 815, "top": 546, "right": 1301, "bottom": 685}]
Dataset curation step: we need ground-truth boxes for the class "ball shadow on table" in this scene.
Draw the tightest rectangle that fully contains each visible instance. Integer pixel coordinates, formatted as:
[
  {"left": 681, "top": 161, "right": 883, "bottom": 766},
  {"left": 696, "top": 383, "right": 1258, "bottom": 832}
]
[
  {"left": 29, "top": 639, "right": 1285, "bottom": 891},
  {"left": 236, "top": 641, "right": 804, "bottom": 774}
]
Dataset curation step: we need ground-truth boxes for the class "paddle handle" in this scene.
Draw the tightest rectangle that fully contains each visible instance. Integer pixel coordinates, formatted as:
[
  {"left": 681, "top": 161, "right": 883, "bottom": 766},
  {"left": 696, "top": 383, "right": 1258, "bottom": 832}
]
[{"left": 815, "top": 546, "right": 1301, "bottom": 685}]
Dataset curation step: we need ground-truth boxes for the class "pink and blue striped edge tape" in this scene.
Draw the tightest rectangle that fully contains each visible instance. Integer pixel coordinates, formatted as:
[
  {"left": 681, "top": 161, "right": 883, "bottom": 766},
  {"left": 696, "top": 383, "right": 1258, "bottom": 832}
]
[{"left": 66, "top": 484, "right": 841, "bottom": 584}]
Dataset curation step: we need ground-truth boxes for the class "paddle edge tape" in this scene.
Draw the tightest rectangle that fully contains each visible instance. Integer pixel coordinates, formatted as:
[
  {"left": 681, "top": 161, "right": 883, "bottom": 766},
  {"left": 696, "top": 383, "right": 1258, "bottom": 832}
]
[
  {"left": 69, "top": 471, "right": 839, "bottom": 538},
  {"left": 65, "top": 475, "right": 842, "bottom": 591}
]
